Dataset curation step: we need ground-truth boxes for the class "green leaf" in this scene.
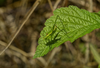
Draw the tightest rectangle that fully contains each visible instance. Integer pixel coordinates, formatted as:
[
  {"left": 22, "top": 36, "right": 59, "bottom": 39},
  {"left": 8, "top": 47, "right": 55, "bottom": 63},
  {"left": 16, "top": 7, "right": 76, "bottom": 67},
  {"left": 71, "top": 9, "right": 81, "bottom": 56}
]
[
  {"left": 33, "top": 5, "right": 100, "bottom": 58},
  {"left": 94, "top": 11, "right": 100, "bottom": 17}
]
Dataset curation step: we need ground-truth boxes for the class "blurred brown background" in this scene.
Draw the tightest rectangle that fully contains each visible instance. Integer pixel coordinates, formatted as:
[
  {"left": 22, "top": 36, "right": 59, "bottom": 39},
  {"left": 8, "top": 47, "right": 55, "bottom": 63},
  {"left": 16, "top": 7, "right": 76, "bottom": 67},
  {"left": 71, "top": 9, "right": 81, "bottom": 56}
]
[{"left": 0, "top": 0, "right": 100, "bottom": 68}]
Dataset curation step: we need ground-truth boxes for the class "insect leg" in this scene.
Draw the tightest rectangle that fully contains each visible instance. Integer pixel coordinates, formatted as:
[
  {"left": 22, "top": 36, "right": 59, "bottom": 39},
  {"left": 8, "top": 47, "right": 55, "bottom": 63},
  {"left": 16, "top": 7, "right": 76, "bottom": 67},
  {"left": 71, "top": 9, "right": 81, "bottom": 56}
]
[{"left": 56, "top": 15, "right": 70, "bottom": 38}]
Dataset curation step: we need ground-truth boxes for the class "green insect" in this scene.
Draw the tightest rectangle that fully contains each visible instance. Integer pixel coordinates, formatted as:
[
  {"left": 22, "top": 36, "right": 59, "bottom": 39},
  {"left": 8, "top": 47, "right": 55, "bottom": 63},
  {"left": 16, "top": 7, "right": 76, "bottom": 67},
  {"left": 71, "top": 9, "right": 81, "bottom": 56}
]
[{"left": 43, "top": 15, "right": 69, "bottom": 46}]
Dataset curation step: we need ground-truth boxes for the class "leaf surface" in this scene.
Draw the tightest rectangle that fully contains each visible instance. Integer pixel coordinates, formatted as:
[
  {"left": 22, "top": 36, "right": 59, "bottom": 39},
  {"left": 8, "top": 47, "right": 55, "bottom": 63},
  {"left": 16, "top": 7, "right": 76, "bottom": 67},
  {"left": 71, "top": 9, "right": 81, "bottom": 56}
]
[{"left": 33, "top": 6, "right": 100, "bottom": 58}]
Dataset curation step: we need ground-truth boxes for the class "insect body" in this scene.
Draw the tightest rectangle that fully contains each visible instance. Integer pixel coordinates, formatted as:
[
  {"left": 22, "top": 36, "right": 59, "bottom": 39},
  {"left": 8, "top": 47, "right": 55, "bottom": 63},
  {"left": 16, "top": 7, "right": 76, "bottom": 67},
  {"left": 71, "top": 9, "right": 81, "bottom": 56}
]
[
  {"left": 44, "top": 26, "right": 57, "bottom": 39},
  {"left": 43, "top": 15, "right": 69, "bottom": 46}
]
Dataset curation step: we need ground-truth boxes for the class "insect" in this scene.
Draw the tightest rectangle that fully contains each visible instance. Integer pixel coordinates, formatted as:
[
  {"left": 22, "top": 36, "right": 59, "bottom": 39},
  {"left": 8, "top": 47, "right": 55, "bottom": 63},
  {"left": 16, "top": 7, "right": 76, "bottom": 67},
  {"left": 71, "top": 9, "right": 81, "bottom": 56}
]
[{"left": 43, "top": 15, "right": 69, "bottom": 46}]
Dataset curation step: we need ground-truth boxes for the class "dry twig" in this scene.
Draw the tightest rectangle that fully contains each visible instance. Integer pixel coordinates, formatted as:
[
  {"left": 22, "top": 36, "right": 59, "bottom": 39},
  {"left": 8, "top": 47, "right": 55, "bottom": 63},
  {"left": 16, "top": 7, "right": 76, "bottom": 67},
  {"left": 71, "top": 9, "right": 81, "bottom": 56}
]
[
  {"left": 44, "top": 46, "right": 62, "bottom": 68},
  {"left": 53, "top": 0, "right": 61, "bottom": 10},
  {"left": 0, "top": 0, "right": 42, "bottom": 55},
  {"left": 48, "top": 0, "right": 54, "bottom": 12}
]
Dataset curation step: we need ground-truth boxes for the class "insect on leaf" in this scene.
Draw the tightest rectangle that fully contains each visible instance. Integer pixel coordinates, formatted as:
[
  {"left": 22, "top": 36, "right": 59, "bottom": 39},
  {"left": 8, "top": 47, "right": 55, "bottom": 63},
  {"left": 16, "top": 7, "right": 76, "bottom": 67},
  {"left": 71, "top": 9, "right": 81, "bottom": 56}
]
[{"left": 33, "top": 5, "right": 100, "bottom": 58}]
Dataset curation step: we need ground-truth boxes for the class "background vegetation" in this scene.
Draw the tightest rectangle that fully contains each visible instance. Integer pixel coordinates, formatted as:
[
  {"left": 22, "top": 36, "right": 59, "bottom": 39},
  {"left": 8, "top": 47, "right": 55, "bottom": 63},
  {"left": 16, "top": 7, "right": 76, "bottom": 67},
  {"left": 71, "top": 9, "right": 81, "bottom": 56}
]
[{"left": 0, "top": 0, "right": 100, "bottom": 68}]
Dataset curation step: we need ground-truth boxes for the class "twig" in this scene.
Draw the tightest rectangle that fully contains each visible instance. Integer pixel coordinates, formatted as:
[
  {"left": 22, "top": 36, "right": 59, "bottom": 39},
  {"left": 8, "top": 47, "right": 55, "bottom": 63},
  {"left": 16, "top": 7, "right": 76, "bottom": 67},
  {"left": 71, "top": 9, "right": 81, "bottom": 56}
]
[
  {"left": 0, "top": 40, "right": 47, "bottom": 66},
  {"left": 30, "top": 31, "right": 38, "bottom": 54},
  {"left": 44, "top": 46, "right": 62, "bottom": 68},
  {"left": 64, "top": 41, "right": 77, "bottom": 55},
  {"left": 53, "top": 0, "right": 61, "bottom": 10},
  {"left": 0, "top": 0, "right": 41, "bottom": 55},
  {"left": 0, "top": 40, "right": 33, "bottom": 57},
  {"left": 88, "top": 0, "right": 93, "bottom": 12},
  {"left": 48, "top": 0, "right": 54, "bottom": 12},
  {"left": 62, "top": 0, "right": 68, "bottom": 7},
  {"left": 37, "top": 57, "right": 47, "bottom": 66},
  {"left": 84, "top": 43, "right": 89, "bottom": 63}
]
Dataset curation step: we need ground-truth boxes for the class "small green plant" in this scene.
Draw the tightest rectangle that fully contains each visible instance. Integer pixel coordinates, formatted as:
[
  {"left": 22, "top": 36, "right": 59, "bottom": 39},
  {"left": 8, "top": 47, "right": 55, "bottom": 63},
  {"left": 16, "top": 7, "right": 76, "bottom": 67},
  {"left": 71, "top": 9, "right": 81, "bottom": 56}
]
[
  {"left": 90, "top": 44, "right": 100, "bottom": 67},
  {"left": 33, "top": 5, "right": 100, "bottom": 58},
  {"left": 98, "top": 64, "right": 100, "bottom": 68}
]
